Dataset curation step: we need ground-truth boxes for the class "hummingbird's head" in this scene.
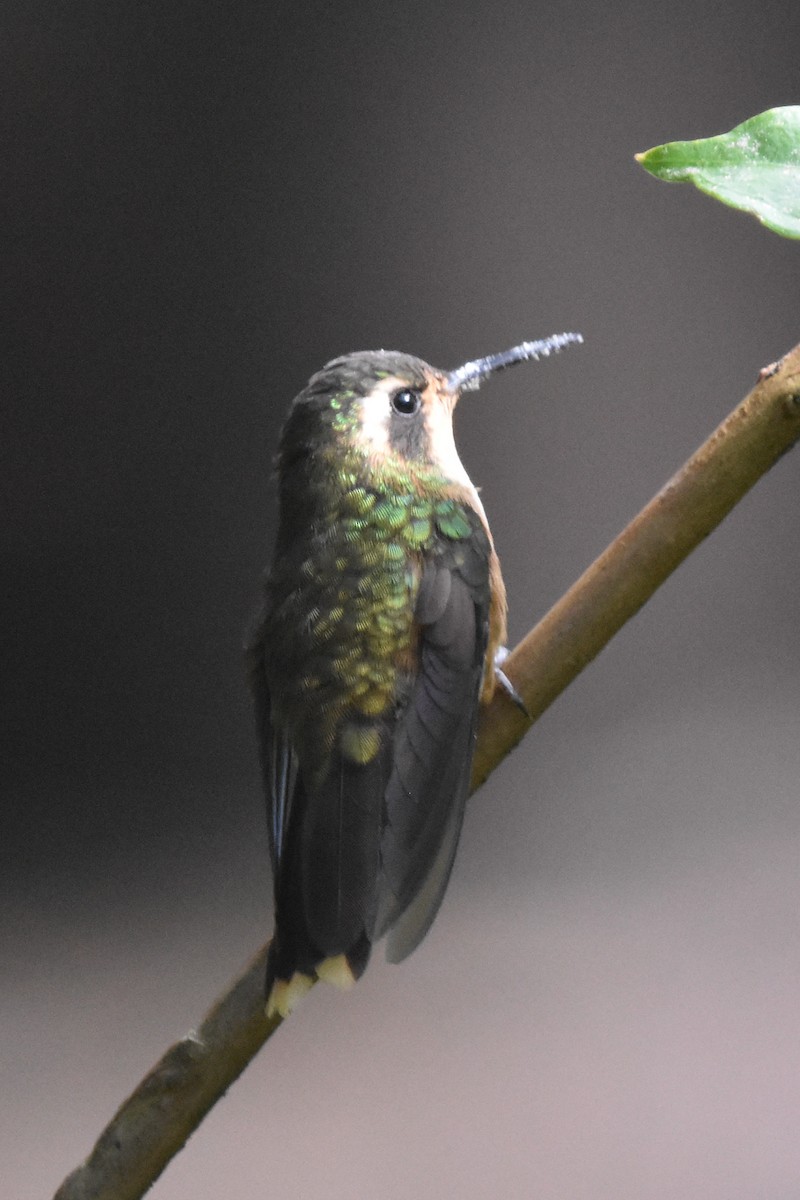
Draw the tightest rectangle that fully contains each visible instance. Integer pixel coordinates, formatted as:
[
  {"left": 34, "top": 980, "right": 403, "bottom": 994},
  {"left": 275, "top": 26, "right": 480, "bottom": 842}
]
[
  {"left": 319, "top": 350, "right": 468, "bottom": 480},
  {"left": 279, "top": 335, "right": 583, "bottom": 489},
  {"left": 279, "top": 350, "right": 460, "bottom": 487}
]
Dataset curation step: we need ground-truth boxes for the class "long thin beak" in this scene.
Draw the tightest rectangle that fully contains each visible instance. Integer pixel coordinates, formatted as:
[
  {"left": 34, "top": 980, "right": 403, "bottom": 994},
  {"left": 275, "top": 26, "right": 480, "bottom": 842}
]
[{"left": 446, "top": 332, "right": 583, "bottom": 393}]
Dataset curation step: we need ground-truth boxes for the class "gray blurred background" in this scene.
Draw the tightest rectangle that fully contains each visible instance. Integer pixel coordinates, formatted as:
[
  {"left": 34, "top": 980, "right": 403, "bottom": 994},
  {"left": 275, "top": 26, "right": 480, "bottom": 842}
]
[{"left": 4, "top": 2, "right": 800, "bottom": 1197}]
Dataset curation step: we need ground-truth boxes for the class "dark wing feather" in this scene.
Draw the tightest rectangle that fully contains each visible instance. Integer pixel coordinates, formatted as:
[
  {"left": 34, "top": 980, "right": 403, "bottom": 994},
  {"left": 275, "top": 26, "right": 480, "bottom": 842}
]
[
  {"left": 374, "top": 537, "right": 490, "bottom": 954},
  {"left": 267, "top": 722, "right": 296, "bottom": 867},
  {"left": 297, "top": 748, "right": 388, "bottom": 953},
  {"left": 245, "top": 610, "right": 297, "bottom": 876},
  {"left": 384, "top": 773, "right": 466, "bottom": 963}
]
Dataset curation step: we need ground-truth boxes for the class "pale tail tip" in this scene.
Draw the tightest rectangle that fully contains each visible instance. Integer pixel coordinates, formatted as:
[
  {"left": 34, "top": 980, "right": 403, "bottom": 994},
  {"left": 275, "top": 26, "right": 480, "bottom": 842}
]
[
  {"left": 266, "top": 971, "right": 314, "bottom": 1020},
  {"left": 316, "top": 953, "right": 357, "bottom": 991},
  {"left": 265, "top": 956, "right": 357, "bottom": 1019}
]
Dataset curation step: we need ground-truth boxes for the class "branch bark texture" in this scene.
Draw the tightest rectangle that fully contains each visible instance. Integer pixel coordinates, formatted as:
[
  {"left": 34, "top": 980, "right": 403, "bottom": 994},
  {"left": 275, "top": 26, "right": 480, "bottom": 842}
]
[{"left": 55, "top": 344, "right": 800, "bottom": 1200}]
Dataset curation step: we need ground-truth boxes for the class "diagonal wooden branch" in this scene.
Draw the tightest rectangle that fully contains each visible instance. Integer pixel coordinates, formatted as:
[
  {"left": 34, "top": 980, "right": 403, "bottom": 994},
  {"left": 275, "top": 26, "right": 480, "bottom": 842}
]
[
  {"left": 473, "top": 342, "right": 800, "bottom": 784},
  {"left": 55, "top": 344, "right": 800, "bottom": 1200}
]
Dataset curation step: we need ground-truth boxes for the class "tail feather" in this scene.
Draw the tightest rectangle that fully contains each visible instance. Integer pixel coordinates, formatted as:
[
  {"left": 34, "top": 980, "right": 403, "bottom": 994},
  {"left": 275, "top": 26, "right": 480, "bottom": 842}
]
[{"left": 265, "top": 930, "right": 373, "bottom": 1019}]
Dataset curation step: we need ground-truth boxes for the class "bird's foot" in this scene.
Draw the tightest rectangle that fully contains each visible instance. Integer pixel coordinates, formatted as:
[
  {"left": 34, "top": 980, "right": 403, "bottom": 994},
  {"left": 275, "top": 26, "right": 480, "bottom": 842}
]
[{"left": 494, "top": 646, "right": 529, "bottom": 717}]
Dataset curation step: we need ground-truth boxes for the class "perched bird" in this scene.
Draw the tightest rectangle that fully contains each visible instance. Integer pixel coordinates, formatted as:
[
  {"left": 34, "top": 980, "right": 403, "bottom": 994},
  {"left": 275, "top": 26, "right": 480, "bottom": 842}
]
[{"left": 248, "top": 334, "right": 582, "bottom": 1018}]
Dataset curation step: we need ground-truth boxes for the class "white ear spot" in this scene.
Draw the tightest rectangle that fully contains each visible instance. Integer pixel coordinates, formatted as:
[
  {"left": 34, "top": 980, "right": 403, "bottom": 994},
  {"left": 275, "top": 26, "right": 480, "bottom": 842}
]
[{"left": 357, "top": 377, "right": 399, "bottom": 452}]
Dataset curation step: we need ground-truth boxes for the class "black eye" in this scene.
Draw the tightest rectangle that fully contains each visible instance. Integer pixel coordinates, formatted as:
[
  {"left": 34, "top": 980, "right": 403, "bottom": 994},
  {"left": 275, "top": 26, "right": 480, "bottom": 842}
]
[{"left": 391, "top": 388, "right": 421, "bottom": 416}]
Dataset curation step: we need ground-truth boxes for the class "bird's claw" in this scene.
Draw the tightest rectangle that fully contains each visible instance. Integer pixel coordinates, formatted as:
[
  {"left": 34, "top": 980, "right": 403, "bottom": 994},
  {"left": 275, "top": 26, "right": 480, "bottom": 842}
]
[{"left": 493, "top": 647, "right": 529, "bottom": 717}]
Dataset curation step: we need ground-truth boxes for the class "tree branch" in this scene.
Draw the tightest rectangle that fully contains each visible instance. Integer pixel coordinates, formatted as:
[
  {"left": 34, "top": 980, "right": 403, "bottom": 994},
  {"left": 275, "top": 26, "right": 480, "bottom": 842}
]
[
  {"left": 472, "top": 343, "right": 800, "bottom": 785},
  {"left": 55, "top": 344, "right": 800, "bottom": 1200}
]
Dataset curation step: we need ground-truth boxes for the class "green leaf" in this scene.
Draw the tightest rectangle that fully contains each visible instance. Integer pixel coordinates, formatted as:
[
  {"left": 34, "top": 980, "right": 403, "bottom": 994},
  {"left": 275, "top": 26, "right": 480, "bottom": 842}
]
[{"left": 636, "top": 106, "right": 800, "bottom": 239}]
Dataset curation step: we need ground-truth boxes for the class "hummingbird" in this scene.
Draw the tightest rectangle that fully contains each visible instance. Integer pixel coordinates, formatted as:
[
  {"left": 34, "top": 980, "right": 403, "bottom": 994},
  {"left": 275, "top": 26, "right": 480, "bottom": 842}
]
[{"left": 248, "top": 333, "right": 582, "bottom": 1018}]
